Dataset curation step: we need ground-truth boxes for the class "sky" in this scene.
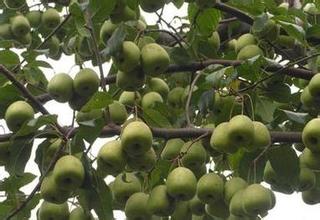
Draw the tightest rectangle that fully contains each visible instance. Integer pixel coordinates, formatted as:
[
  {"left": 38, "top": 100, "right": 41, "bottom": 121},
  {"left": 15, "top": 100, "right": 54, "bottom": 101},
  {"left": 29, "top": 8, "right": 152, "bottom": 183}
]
[{"left": 0, "top": 1, "right": 319, "bottom": 220}]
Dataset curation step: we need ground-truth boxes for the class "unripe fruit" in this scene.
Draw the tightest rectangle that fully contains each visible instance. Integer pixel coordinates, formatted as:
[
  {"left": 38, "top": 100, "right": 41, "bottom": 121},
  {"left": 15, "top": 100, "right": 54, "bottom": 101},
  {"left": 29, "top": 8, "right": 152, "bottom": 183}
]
[
  {"left": 5, "top": 100, "right": 35, "bottom": 132},
  {"left": 73, "top": 68, "right": 100, "bottom": 97},
  {"left": 206, "top": 199, "right": 230, "bottom": 219},
  {"left": 112, "top": 41, "right": 141, "bottom": 72},
  {"left": 113, "top": 172, "right": 142, "bottom": 204},
  {"left": 197, "top": 173, "right": 224, "bottom": 204},
  {"left": 11, "top": 15, "right": 31, "bottom": 37},
  {"left": 167, "top": 87, "right": 185, "bottom": 108},
  {"left": 0, "top": 23, "right": 13, "bottom": 40},
  {"left": 252, "top": 121, "right": 271, "bottom": 149},
  {"left": 210, "top": 122, "right": 237, "bottom": 154},
  {"left": 171, "top": 201, "right": 192, "bottom": 220},
  {"left": 142, "top": 91, "right": 164, "bottom": 109},
  {"left": 141, "top": 43, "right": 170, "bottom": 75},
  {"left": 300, "top": 86, "right": 317, "bottom": 108},
  {"left": 161, "top": 138, "right": 185, "bottom": 160},
  {"left": 302, "top": 118, "right": 320, "bottom": 153},
  {"left": 118, "top": 91, "right": 141, "bottom": 107},
  {"left": 42, "top": 8, "right": 61, "bottom": 29},
  {"left": 140, "top": 0, "right": 166, "bottom": 13},
  {"left": 180, "top": 141, "right": 207, "bottom": 170},
  {"left": 297, "top": 167, "right": 316, "bottom": 191},
  {"left": 237, "top": 45, "right": 263, "bottom": 60},
  {"left": 148, "top": 77, "right": 170, "bottom": 98},
  {"left": 188, "top": 195, "right": 205, "bottom": 216},
  {"left": 38, "top": 201, "right": 69, "bottom": 220},
  {"left": 47, "top": 73, "right": 74, "bottom": 103},
  {"left": 308, "top": 73, "right": 320, "bottom": 98},
  {"left": 229, "top": 115, "right": 255, "bottom": 148},
  {"left": 236, "top": 33, "right": 256, "bottom": 52},
  {"left": 127, "top": 148, "right": 157, "bottom": 172},
  {"left": 116, "top": 69, "right": 146, "bottom": 91},
  {"left": 107, "top": 101, "right": 128, "bottom": 124},
  {"left": 224, "top": 177, "right": 248, "bottom": 204},
  {"left": 302, "top": 188, "right": 320, "bottom": 205},
  {"left": 100, "top": 20, "right": 117, "bottom": 45},
  {"left": 69, "top": 206, "right": 94, "bottom": 220},
  {"left": 26, "top": 11, "right": 42, "bottom": 28},
  {"left": 147, "top": 185, "right": 176, "bottom": 216},
  {"left": 125, "top": 192, "right": 152, "bottom": 219},
  {"left": 166, "top": 167, "right": 197, "bottom": 201}
]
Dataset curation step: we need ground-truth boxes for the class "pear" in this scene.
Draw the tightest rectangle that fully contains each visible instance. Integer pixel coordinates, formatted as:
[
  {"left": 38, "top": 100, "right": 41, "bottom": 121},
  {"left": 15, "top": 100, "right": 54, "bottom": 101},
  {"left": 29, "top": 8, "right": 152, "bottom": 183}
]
[
  {"left": 300, "top": 86, "right": 317, "bottom": 108},
  {"left": 302, "top": 188, "right": 320, "bottom": 205},
  {"left": 73, "top": 68, "right": 100, "bottom": 97},
  {"left": 42, "top": 8, "right": 61, "bottom": 29},
  {"left": 76, "top": 109, "right": 103, "bottom": 123},
  {"left": 226, "top": 39, "right": 237, "bottom": 52},
  {"left": 47, "top": 73, "right": 73, "bottom": 103},
  {"left": 38, "top": 201, "right": 69, "bottom": 220},
  {"left": 210, "top": 122, "right": 237, "bottom": 154},
  {"left": 141, "top": 43, "right": 170, "bottom": 75},
  {"left": 297, "top": 167, "right": 316, "bottom": 191},
  {"left": 229, "top": 190, "right": 247, "bottom": 217},
  {"left": 197, "top": 173, "right": 224, "bottom": 204},
  {"left": 127, "top": 147, "right": 157, "bottom": 172},
  {"left": 237, "top": 45, "right": 263, "bottom": 60},
  {"left": 302, "top": 118, "right": 320, "bottom": 153},
  {"left": 189, "top": 195, "right": 205, "bottom": 216},
  {"left": 300, "top": 148, "right": 320, "bottom": 171},
  {"left": 161, "top": 138, "right": 185, "bottom": 160},
  {"left": 147, "top": 185, "right": 176, "bottom": 216},
  {"left": 77, "top": 36, "right": 92, "bottom": 59},
  {"left": 116, "top": 68, "right": 146, "bottom": 91},
  {"left": 252, "top": 121, "right": 271, "bottom": 150},
  {"left": 199, "top": 31, "right": 220, "bottom": 58},
  {"left": 113, "top": 172, "right": 142, "bottom": 205},
  {"left": 26, "top": 11, "right": 42, "bottom": 28},
  {"left": 11, "top": 15, "right": 30, "bottom": 37},
  {"left": 166, "top": 167, "right": 197, "bottom": 201},
  {"left": 121, "top": 121, "right": 153, "bottom": 156},
  {"left": 205, "top": 199, "right": 230, "bottom": 219},
  {"left": 46, "top": 36, "right": 61, "bottom": 57},
  {"left": 100, "top": 20, "right": 117, "bottom": 45},
  {"left": 148, "top": 77, "right": 170, "bottom": 98},
  {"left": 3, "top": 0, "right": 25, "bottom": 8},
  {"left": 180, "top": 141, "right": 207, "bottom": 170},
  {"left": 309, "top": 74, "right": 320, "bottom": 97},
  {"left": 40, "top": 173, "right": 71, "bottom": 204},
  {"left": 125, "top": 192, "right": 152, "bottom": 220},
  {"left": 69, "top": 206, "right": 94, "bottom": 220},
  {"left": 171, "top": 201, "right": 192, "bottom": 220},
  {"left": 0, "top": 23, "right": 13, "bottom": 40},
  {"left": 5, "top": 100, "right": 34, "bottom": 132},
  {"left": 242, "top": 184, "right": 273, "bottom": 216},
  {"left": 229, "top": 115, "right": 254, "bottom": 148},
  {"left": 138, "top": 36, "right": 156, "bottom": 49},
  {"left": 107, "top": 101, "right": 128, "bottom": 124},
  {"left": 224, "top": 177, "right": 248, "bottom": 204},
  {"left": 140, "top": 0, "right": 166, "bottom": 12},
  {"left": 236, "top": 33, "right": 256, "bottom": 52},
  {"left": 119, "top": 91, "right": 141, "bottom": 107},
  {"left": 0, "top": 141, "right": 10, "bottom": 165},
  {"left": 142, "top": 91, "right": 164, "bottom": 109},
  {"left": 52, "top": 155, "right": 85, "bottom": 191},
  {"left": 97, "top": 140, "right": 127, "bottom": 177},
  {"left": 113, "top": 41, "right": 141, "bottom": 72},
  {"left": 167, "top": 87, "right": 185, "bottom": 108}
]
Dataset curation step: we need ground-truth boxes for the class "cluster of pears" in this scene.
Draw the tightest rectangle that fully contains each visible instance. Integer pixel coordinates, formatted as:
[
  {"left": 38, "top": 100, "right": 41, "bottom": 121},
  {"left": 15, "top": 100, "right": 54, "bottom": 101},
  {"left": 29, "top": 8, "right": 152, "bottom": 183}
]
[
  {"left": 47, "top": 68, "right": 100, "bottom": 110},
  {"left": 97, "top": 120, "right": 156, "bottom": 177},
  {"left": 210, "top": 115, "right": 271, "bottom": 154},
  {"left": 300, "top": 73, "right": 320, "bottom": 109}
]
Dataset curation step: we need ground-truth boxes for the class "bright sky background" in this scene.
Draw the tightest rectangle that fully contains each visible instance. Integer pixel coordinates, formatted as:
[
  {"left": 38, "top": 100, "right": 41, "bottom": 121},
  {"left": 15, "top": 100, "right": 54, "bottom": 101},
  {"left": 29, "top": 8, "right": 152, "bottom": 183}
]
[{"left": 0, "top": 1, "right": 319, "bottom": 219}]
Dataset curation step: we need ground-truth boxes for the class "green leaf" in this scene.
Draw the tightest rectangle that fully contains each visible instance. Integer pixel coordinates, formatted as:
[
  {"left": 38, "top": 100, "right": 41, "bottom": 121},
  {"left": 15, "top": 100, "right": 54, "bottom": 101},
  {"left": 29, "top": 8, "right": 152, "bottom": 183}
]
[
  {"left": 142, "top": 108, "right": 172, "bottom": 128},
  {"left": 281, "top": 110, "right": 310, "bottom": 124},
  {"left": 172, "top": 0, "right": 184, "bottom": 8},
  {"left": 0, "top": 173, "right": 36, "bottom": 192},
  {"left": 0, "top": 50, "right": 19, "bottom": 67},
  {"left": 278, "top": 20, "right": 306, "bottom": 45},
  {"left": 0, "top": 84, "right": 21, "bottom": 118},
  {"left": 169, "top": 47, "right": 192, "bottom": 65},
  {"left": 255, "top": 96, "right": 276, "bottom": 123},
  {"left": 77, "top": 118, "right": 105, "bottom": 144},
  {"left": 101, "top": 24, "right": 127, "bottom": 56},
  {"left": 263, "top": 83, "right": 292, "bottom": 103},
  {"left": 69, "top": 1, "right": 88, "bottom": 36},
  {"left": 149, "top": 159, "right": 171, "bottom": 188},
  {"left": 81, "top": 92, "right": 113, "bottom": 112},
  {"left": 90, "top": 0, "right": 116, "bottom": 23}
]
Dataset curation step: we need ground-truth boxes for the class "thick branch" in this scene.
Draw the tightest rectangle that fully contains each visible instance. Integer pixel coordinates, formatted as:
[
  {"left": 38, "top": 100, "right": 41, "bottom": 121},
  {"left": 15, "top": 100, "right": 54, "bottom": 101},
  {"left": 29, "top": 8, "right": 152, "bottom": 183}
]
[{"left": 214, "top": 3, "right": 254, "bottom": 25}]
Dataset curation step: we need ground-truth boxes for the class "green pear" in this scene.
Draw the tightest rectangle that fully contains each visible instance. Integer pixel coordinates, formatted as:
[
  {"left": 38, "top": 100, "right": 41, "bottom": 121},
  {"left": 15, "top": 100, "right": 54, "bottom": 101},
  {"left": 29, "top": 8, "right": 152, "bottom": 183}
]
[
  {"left": 73, "top": 68, "right": 100, "bottom": 97},
  {"left": 3, "top": 0, "right": 25, "bottom": 8},
  {"left": 69, "top": 207, "right": 94, "bottom": 220},
  {"left": 300, "top": 148, "right": 320, "bottom": 171},
  {"left": 229, "top": 190, "right": 247, "bottom": 218},
  {"left": 167, "top": 87, "right": 185, "bottom": 108},
  {"left": 226, "top": 39, "right": 237, "bottom": 52},
  {"left": 52, "top": 155, "right": 85, "bottom": 191},
  {"left": 224, "top": 177, "right": 248, "bottom": 204},
  {"left": 47, "top": 73, "right": 74, "bottom": 103},
  {"left": 0, "top": 23, "right": 13, "bottom": 40},
  {"left": 253, "top": 19, "right": 279, "bottom": 42},
  {"left": 121, "top": 121, "right": 153, "bottom": 156},
  {"left": 113, "top": 172, "right": 142, "bottom": 205},
  {"left": 242, "top": 184, "right": 273, "bottom": 216},
  {"left": 166, "top": 167, "right": 197, "bottom": 201},
  {"left": 148, "top": 77, "right": 170, "bottom": 98},
  {"left": 180, "top": 141, "right": 207, "bottom": 170},
  {"left": 210, "top": 122, "right": 237, "bottom": 154},
  {"left": 189, "top": 195, "right": 205, "bottom": 216},
  {"left": 107, "top": 101, "right": 128, "bottom": 124},
  {"left": 38, "top": 201, "right": 69, "bottom": 220},
  {"left": 140, "top": 0, "right": 166, "bottom": 12},
  {"left": 141, "top": 43, "right": 170, "bottom": 75},
  {"left": 11, "top": 15, "right": 30, "bottom": 37},
  {"left": 0, "top": 141, "right": 10, "bottom": 165},
  {"left": 113, "top": 41, "right": 141, "bottom": 72},
  {"left": 127, "top": 147, "right": 157, "bottom": 172},
  {"left": 205, "top": 199, "right": 230, "bottom": 219},
  {"left": 116, "top": 68, "right": 146, "bottom": 91},
  {"left": 68, "top": 93, "right": 90, "bottom": 111},
  {"left": 26, "top": 11, "right": 42, "bottom": 28},
  {"left": 237, "top": 45, "right": 263, "bottom": 60},
  {"left": 77, "top": 36, "right": 92, "bottom": 59},
  {"left": 297, "top": 167, "right": 316, "bottom": 191},
  {"left": 125, "top": 192, "right": 152, "bottom": 219},
  {"left": 302, "top": 188, "right": 320, "bottom": 205},
  {"left": 251, "top": 121, "right": 271, "bottom": 150},
  {"left": 44, "top": 139, "right": 65, "bottom": 163},
  {"left": 142, "top": 91, "right": 164, "bottom": 109},
  {"left": 199, "top": 31, "right": 220, "bottom": 58},
  {"left": 197, "top": 173, "right": 224, "bottom": 204},
  {"left": 138, "top": 36, "right": 156, "bottom": 49},
  {"left": 171, "top": 201, "right": 192, "bottom": 220},
  {"left": 119, "top": 91, "right": 141, "bottom": 107},
  {"left": 100, "top": 20, "right": 117, "bottom": 45},
  {"left": 229, "top": 115, "right": 254, "bottom": 148},
  {"left": 40, "top": 173, "right": 71, "bottom": 204},
  {"left": 302, "top": 118, "right": 320, "bottom": 153},
  {"left": 308, "top": 73, "right": 320, "bottom": 98},
  {"left": 97, "top": 140, "right": 127, "bottom": 177},
  {"left": 45, "top": 36, "right": 60, "bottom": 57},
  {"left": 300, "top": 86, "right": 317, "bottom": 108},
  {"left": 236, "top": 34, "right": 256, "bottom": 52},
  {"left": 76, "top": 109, "right": 103, "bottom": 123},
  {"left": 201, "top": 124, "right": 220, "bottom": 157},
  {"left": 42, "top": 8, "right": 61, "bottom": 29},
  {"left": 147, "top": 185, "right": 176, "bottom": 216},
  {"left": 161, "top": 138, "right": 185, "bottom": 160},
  {"left": 5, "top": 100, "right": 35, "bottom": 132}
]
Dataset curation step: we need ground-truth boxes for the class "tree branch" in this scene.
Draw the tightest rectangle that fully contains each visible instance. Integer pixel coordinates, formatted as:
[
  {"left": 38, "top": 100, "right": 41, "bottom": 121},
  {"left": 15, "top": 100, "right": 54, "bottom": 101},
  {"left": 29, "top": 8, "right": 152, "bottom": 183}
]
[{"left": 214, "top": 2, "right": 254, "bottom": 25}]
